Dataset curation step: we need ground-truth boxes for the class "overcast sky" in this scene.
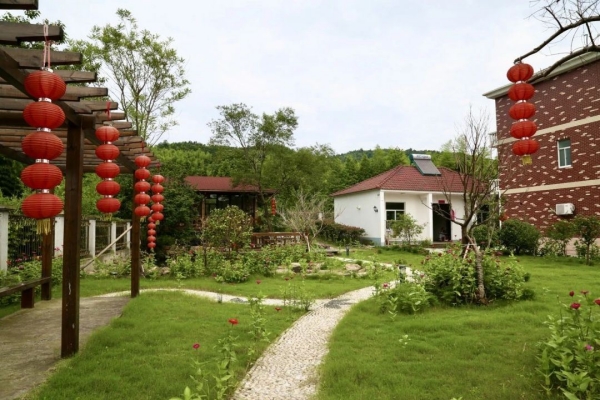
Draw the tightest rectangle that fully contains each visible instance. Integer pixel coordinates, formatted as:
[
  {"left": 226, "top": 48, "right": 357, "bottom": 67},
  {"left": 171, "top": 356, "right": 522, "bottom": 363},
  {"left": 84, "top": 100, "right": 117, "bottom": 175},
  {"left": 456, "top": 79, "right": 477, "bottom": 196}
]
[{"left": 36, "top": 0, "right": 576, "bottom": 154}]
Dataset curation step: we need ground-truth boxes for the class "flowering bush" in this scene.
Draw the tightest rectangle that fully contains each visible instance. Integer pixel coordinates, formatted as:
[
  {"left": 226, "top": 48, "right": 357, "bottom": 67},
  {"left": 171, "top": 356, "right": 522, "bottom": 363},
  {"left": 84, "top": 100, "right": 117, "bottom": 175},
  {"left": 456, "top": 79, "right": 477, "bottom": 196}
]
[
  {"left": 421, "top": 245, "right": 526, "bottom": 304},
  {"left": 539, "top": 291, "right": 600, "bottom": 400}
]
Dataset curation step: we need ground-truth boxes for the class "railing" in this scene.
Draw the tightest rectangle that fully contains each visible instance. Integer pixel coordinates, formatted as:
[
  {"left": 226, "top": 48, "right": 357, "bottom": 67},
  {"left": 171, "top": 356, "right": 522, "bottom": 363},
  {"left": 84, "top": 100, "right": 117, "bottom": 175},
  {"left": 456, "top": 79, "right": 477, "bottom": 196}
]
[
  {"left": 251, "top": 232, "right": 303, "bottom": 248},
  {"left": 115, "top": 222, "right": 128, "bottom": 250},
  {"left": 80, "top": 220, "right": 90, "bottom": 257},
  {"left": 8, "top": 213, "right": 43, "bottom": 264},
  {"left": 95, "top": 222, "right": 111, "bottom": 256}
]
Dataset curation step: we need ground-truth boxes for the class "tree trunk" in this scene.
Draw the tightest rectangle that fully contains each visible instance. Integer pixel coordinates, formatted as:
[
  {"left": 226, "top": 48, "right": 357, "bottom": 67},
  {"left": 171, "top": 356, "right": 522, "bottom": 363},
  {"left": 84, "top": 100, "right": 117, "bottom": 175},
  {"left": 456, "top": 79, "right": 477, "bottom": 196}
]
[{"left": 474, "top": 247, "right": 486, "bottom": 302}]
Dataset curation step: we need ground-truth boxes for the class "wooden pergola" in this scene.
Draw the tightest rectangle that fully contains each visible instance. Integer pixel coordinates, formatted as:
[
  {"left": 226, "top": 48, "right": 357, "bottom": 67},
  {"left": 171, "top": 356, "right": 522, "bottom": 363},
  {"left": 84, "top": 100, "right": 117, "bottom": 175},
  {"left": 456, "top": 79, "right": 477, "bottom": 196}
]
[{"left": 0, "top": 0, "right": 158, "bottom": 357}]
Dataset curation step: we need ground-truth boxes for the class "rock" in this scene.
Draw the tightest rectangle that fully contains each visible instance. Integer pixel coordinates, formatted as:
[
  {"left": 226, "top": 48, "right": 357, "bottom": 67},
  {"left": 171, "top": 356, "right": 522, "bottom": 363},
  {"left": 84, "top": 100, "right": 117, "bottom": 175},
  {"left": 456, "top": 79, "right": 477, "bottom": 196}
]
[
  {"left": 291, "top": 265, "right": 302, "bottom": 273},
  {"left": 345, "top": 263, "right": 361, "bottom": 272},
  {"left": 160, "top": 267, "right": 171, "bottom": 276}
]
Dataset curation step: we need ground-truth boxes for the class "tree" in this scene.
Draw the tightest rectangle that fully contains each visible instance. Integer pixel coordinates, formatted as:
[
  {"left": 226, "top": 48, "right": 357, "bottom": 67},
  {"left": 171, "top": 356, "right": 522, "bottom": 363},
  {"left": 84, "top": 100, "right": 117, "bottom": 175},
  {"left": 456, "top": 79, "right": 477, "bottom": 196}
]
[
  {"left": 573, "top": 215, "right": 600, "bottom": 265},
  {"left": 278, "top": 189, "right": 328, "bottom": 251},
  {"left": 201, "top": 206, "right": 253, "bottom": 259},
  {"left": 434, "top": 108, "right": 515, "bottom": 301},
  {"left": 208, "top": 103, "right": 298, "bottom": 230},
  {"left": 71, "top": 9, "right": 191, "bottom": 144},
  {"left": 520, "top": 1, "right": 600, "bottom": 79},
  {"left": 389, "top": 214, "right": 424, "bottom": 245},
  {"left": 546, "top": 219, "right": 576, "bottom": 256}
]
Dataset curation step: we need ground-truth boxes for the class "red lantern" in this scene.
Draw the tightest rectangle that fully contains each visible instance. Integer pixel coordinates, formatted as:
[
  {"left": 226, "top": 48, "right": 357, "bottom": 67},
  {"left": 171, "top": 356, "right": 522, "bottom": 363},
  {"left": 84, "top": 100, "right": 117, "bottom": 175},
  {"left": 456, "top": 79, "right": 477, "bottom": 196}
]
[
  {"left": 22, "top": 192, "right": 63, "bottom": 219},
  {"left": 152, "top": 212, "right": 164, "bottom": 221},
  {"left": 147, "top": 235, "right": 156, "bottom": 243},
  {"left": 151, "top": 194, "right": 164, "bottom": 203},
  {"left": 151, "top": 183, "right": 164, "bottom": 193},
  {"left": 135, "top": 205, "right": 151, "bottom": 217},
  {"left": 135, "top": 181, "right": 151, "bottom": 193},
  {"left": 509, "top": 102, "right": 535, "bottom": 120},
  {"left": 152, "top": 174, "right": 165, "bottom": 184},
  {"left": 270, "top": 198, "right": 276, "bottom": 216},
  {"left": 151, "top": 203, "right": 164, "bottom": 213},
  {"left": 24, "top": 69, "right": 66, "bottom": 100},
  {"left": 23, "top": 101, "right": 65, "bottom": 129},
  {"left": 95, "top": 126, "right": 120, "bottom": 143},
  {"left": 135, "top": 193, "right": 151, "bottom": 205},
  {"left": 95, "top": 144, "right": 120, "bottom": 161},
  {"left": 507, "top": 63, "right": 534, "bottom": 83},
  {"left": 512, "top": 139, "right": 540, "bottom": 165},
  {"left": 147, "top": 242, "right": 156, "bottom": 249},
  {"left": 510, "top": 120, "right": 537, "bottom": 139},
  {"left": 96, "top": 197, "right": 121, "bottom": 214},
  {"left": 499, "top": 213, "right": 509, "bottom": 222},
  {"left": 508, "top": 83, "right": 535, "bottom": 101},
  {"left": 147, "top": 222, "right": 156, "bottom": 230},
  {"left": 96, "top": 180, "right": 121, "bottom": 197},
  {"left": 21, "top": 163, "right": 62, "bottom": 190},
  {"left": 96, "top": 162, "right": 120, "bottom": 179},
  {"left": 148, "top": 229, "right": 156, "bottom": 236},
  {"left": 135, "top": 168, "right": 151, "bottom": 180},
  {"left": 22, "top": 131, "right": 63, "bottom": 160},
  {"left": 135, "top": 155, "right": 151, "bottom": 168}
]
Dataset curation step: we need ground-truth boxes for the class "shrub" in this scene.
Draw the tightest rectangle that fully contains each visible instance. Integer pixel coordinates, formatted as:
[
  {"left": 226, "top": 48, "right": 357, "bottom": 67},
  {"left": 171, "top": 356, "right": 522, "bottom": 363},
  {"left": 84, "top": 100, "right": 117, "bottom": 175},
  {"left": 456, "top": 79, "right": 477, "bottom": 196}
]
[
  {"left": 214, "top": 259, "right": 251, "bottom": 283},
  {"left": 545, "top": 220, "right": 575, "bottom": 257},
  {"left": 471, "top": 224, "right": 500, "bottom": 249},
  {"left": 319, "top": 219, "right": 365, "bottom": 244},
  {"left": 0, "top": 258, "right": 63, "bottom": 306},
  {"left": 421, "top": 245, "right": 526, "bottom": 304},
  {"left": 498, "top": 219, "right": 540, "bottom": 255},
  {"left": 168, "top": 252, "right": 204, "bottom": 279},
  {"left": 201, "top": 206, "right": 252, "bottom": 255},
  {"left": 389, "top": 214, "right": 424, "bottom": 245},
  {"left": 379, "top": 282, "right": 434, "bottom": 315},
  {"left": 573, "top": 215, "right": 600, "bottom": 265},
  {"left": 538, "top": 291, "right": 600, "bottom": 399}
]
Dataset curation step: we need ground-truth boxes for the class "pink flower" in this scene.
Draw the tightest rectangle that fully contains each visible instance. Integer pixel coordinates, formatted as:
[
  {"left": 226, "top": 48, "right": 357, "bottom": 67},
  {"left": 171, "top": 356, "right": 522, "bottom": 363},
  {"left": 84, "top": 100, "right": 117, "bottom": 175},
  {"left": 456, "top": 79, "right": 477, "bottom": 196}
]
[
  {"left": 571, "top": 303, "right": 581, "bottom": 310},
  {"left": 594, "top": 299, "right": 600, "bottom": 306},
  {"left": 382, "top": 283, "right": 389, "bottom": 289},
  {"left": 256, "top": 280, "right": 261, "bottom": 284},
  {"left": 586, "top": 344, "right": 594, "bottom": 352},
  {"left": 228, "top": 318, "right": 239, "bottom": 326},
  {"left": 193, "top": 343, "right": 200, "bottom": 349}
]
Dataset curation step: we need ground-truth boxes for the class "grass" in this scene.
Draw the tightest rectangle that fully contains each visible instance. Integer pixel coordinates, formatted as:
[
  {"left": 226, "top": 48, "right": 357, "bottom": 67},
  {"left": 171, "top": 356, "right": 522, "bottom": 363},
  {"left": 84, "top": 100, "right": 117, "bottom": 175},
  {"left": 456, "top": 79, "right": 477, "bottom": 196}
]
[
  {"left": 348, "top": 247, "right": 426, "bottom": 266},
  {"left": 27, "top": 291, "right": 300, "bottom": 400},
  {"left": 317, "top": 255, "right": 600, "bottom": 400}
]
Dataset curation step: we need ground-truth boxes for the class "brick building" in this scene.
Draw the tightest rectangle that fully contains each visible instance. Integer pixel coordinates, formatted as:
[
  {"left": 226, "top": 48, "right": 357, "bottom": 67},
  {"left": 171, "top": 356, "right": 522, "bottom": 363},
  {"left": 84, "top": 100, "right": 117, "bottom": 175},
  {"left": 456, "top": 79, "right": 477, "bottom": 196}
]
[{"left": 484, "top": 52, "right": 600, "bottom": 233}]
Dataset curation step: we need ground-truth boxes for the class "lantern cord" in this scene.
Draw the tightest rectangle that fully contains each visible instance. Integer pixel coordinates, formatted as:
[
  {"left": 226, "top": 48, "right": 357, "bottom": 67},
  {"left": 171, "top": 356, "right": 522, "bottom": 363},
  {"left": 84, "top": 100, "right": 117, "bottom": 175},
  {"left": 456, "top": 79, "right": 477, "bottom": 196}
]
[
  {"left": 42, "top": 24, "right": 52, "bottom": 69},
  {"left": 106, "top": 101, "right": 111, "bottom": 121}
]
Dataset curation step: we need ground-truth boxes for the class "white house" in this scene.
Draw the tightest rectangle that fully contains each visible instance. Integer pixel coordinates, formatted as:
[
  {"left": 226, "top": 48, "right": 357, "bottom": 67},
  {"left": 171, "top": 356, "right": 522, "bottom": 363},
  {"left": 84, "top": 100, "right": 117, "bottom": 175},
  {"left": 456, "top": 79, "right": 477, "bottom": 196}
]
[{"left": 332, "top": 155, "right": 467, "bottom": 246}]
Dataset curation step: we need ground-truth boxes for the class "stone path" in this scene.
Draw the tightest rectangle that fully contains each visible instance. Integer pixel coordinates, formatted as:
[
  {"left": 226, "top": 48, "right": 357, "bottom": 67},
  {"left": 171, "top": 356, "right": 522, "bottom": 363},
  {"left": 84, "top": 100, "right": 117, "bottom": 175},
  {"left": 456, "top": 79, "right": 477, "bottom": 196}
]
[
  {"left": 232, "top": 285, "right": 377, "bottom": 400},
  {"left": 0, "top": 296, "right": 129, "bottom": 400}
]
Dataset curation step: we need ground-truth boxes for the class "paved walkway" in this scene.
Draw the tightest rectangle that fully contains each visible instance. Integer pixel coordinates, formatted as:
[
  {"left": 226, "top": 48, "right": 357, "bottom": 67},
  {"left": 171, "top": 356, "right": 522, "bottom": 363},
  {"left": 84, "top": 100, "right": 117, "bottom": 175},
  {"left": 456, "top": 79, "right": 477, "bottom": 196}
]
[{"left": 0, "top": 296, "right": 129, "bottom": 400}]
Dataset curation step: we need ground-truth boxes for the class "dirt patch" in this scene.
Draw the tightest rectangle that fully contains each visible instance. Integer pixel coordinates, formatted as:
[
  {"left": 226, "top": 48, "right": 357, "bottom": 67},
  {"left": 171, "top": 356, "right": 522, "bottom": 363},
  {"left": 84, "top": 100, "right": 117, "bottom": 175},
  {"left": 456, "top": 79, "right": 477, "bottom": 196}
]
[{"left": 0, "top": 296, "right": 129, "bottom": 400}]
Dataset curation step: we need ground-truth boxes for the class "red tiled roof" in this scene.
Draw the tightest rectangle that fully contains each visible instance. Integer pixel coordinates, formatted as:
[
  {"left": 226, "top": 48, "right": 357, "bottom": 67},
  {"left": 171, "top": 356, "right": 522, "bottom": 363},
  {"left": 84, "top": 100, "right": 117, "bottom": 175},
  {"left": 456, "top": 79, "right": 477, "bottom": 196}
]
[
  {"left": 331, "top": 166, "right": 467, "bottom": 196},
  {"left": 184, "top": 176, "right": 275, "bottom": 193}
]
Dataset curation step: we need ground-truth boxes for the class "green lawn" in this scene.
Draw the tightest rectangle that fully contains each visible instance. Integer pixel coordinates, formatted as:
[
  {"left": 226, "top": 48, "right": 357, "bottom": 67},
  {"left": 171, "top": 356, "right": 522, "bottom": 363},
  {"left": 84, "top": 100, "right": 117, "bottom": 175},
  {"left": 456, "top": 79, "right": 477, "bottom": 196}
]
[
  {"left": 27, "top": 291, "right": 300, "bottom": 400},
  {"left": 317, "top": 255, "right": 599, "bottom": 400}
]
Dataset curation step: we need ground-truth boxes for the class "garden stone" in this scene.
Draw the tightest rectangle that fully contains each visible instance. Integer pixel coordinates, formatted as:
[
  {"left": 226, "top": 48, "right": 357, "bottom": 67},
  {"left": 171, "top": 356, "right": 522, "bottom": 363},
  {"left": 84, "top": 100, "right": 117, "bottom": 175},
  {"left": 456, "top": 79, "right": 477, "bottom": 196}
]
[
  {"left": 160, "top": 267, "right": 170, "bottom": 276},
  {"left": 345, "top": 263, "right": 361, "bottom": 272}
]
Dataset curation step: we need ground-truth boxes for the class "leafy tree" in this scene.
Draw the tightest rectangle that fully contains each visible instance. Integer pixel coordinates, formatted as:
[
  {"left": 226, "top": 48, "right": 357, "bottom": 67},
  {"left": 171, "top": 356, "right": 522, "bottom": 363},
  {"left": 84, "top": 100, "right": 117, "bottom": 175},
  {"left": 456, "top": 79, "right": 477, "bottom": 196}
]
[
  {"left": 573, "top": 215, "right": 600, "bottom": 265},
  {"left": 389, "top": 214, "right": 424, "bottom": 245},
  {"left": 201, "top": 206, "right": 252, "bottom": 259},
  {"left": 498, "top": 219, "right": 540, "bottom": 255},
  {"left": 208, "top": 103, "right": 298, "bottom": 230},
  {"left": 71, "top": 9, "right": 191, "bottom": 144},
  {"left": 546, "top": 219, "right": 576, "bottom": 256}
]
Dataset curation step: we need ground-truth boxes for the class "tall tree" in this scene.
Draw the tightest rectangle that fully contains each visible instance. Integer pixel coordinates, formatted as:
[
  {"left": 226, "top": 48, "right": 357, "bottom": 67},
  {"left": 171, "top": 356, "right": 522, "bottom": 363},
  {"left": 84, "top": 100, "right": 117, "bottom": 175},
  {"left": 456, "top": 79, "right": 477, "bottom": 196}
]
[
  {"left": 208, "top": 103, "right": 298, "bottom": 230},
  {"left": 70, "top": 9, "right": 191, "bottom": 144}
]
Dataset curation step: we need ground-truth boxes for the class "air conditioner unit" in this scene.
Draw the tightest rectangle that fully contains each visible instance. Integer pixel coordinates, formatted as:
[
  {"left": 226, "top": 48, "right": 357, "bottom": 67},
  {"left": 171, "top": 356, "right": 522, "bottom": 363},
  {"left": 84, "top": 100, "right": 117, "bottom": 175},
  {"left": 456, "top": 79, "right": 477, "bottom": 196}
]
[{"left": 556, "top": 203, "right": 575, "bottom": 216}]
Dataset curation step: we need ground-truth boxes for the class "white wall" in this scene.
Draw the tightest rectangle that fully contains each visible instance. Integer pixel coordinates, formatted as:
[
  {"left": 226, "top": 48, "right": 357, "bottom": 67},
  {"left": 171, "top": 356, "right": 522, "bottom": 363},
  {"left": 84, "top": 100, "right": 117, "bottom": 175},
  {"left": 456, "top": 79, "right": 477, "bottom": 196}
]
[{"left": 334, "top": 190, "right": 382, "bottom": 243}]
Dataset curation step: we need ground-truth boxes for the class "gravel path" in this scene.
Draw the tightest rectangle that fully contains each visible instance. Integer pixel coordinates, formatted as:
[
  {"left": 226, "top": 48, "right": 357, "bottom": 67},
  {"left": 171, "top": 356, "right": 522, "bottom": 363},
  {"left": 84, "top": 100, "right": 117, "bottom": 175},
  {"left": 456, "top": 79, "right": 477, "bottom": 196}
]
[{"left": 232, "top": 285, "right": 377, "bottom": 400}]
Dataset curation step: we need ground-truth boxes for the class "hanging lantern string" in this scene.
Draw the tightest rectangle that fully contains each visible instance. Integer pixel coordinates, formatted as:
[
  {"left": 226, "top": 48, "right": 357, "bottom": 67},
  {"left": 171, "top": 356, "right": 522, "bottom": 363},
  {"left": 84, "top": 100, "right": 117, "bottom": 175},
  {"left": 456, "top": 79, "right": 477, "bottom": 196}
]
[
  {"left": 106, "top": 101, "right": 112, "bottom": 126},
  {"left": 42, "top": 24, "right": 52, "bottom": 69}
]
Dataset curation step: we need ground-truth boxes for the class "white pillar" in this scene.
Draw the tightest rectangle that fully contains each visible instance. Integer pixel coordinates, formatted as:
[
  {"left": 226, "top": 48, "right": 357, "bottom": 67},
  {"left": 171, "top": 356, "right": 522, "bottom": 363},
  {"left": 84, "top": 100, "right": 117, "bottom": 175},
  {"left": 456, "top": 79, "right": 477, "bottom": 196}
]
[
  {"left": 379, "top": 191, "right": 386, "bottom": 246},
  {"left": 54, "top": 213, "right": 64, "bottom": 256},
  {"left": 111, "top": 221, "right": 117, "bottom": 253},
  {"left": 126, "top": 222, "right": 131, "bottom": 249},
  {"left": 0, "top": 208, "right": 9, "bottom": 271},
  {"left": 88, "top": 219, "right": 96, "bottom": 256},
  {"left": 426, "top": 193, "right": 433, "bottom": 242}
]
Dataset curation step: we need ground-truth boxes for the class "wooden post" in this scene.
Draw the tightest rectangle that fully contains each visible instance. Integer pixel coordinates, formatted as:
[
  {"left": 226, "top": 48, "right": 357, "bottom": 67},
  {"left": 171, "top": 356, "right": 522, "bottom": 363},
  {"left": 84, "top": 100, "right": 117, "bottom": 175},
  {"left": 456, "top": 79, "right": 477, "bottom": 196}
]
[
  {"left": 131, "top": 189, "right": 140, "bottom": 298},
  {"left": 61, "top": 120, "right": 84, "bottom": 358},
  {"left": 41, "top": 218, "right": 54, "bottom": 300}
]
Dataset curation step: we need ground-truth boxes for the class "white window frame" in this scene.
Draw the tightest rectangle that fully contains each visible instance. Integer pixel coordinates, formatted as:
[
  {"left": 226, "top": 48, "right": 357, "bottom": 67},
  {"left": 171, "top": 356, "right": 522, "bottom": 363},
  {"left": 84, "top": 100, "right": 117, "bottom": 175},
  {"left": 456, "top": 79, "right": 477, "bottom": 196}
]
[
  {"left": 557, "top": 139, "right": 571, "bottom": 168},
  {"left": 385, "top": 202, "right": 405, "bottom": 221}
]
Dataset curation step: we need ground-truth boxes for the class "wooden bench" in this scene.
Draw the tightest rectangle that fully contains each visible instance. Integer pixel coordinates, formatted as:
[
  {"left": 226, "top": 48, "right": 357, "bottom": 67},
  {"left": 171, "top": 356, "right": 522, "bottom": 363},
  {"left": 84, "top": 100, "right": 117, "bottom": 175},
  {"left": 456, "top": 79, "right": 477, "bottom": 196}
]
[{"left": 0, "top": 277, "right": 51, "bottom": 309}]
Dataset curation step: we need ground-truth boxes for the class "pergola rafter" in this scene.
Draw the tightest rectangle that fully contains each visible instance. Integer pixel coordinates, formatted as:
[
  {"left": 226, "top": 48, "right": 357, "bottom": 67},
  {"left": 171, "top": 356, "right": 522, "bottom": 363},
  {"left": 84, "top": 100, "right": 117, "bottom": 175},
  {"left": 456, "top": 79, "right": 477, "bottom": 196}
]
[{"left": 0, "top": 0, "right": 155, "bottom": 358}]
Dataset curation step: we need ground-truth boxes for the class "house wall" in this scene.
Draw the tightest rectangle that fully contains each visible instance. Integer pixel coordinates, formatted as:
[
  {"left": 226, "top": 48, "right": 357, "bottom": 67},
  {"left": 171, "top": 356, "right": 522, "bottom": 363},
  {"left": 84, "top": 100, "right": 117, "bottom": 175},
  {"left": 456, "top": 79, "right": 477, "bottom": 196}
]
[
  {"left": 334, "top": 190, "right": 382, "bottom": 244},
  {"left": 495, "top": 59, "right": 600, "bottom": 232}
]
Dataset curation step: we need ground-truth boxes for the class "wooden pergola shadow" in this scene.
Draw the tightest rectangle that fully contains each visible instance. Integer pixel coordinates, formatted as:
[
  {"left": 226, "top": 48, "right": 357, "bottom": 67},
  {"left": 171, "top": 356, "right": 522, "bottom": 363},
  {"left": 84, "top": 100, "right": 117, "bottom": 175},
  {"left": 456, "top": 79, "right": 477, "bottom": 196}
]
[{"left": 0, "top": 0, "right": 159, "bottom": 357}]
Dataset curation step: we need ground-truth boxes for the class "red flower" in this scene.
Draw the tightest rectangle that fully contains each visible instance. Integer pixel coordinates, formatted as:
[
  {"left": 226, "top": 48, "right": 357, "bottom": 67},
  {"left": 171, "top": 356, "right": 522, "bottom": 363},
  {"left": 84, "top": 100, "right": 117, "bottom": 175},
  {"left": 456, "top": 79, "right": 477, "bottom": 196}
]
[
  {"left": 275, "top": 307, "right": 282, "bottom": 312},
  {"left": 569, "top": 291, "right": 575, "bottom": 297},
  {"left": 256, "top": 280, "right": 261, "bottom": 284},
  {"left": 193, "top": 343, "right": 200, "bottom": 349},
  {"left": 582, "top": 290, "right": 589, "bottom": 296},
  {"left": 571, "top": 303, "right": 581, "bottom": 310},
  {"left": 595, "top": 299, "right": 600, "bottom": 306},
  {"left": 382, "top": 283, "right": 389, "bottom": 288},
  {"left": 228, "top": 318, "right": 239, "bottom": 326}
]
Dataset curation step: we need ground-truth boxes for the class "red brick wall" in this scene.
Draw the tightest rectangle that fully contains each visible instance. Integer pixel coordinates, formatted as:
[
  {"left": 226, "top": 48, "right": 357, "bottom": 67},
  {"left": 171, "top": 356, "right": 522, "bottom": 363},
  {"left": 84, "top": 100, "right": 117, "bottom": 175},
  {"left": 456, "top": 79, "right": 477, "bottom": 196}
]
[{"left": 496, "top": 59, "right": 600, "bottom": 231}]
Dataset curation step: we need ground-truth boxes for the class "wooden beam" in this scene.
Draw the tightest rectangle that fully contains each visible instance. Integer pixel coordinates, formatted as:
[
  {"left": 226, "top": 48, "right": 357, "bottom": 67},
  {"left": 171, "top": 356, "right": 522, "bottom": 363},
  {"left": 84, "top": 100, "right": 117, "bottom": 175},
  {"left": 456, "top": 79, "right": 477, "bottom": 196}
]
[
  {"left": 0, "top": 22, "right": 63, "bottom": 45},
  {"left": 0, "top": 0, "right": 38, "bottom": 10},
  {"left": 61, "top": 119, "right": 86, "bottom": 358},
  {"left": 0, "top": 142, "right": 33, "bottom": 164},
  {"left": 0, "top": 70, "right": 97, "bottom": 84},
  {"left": 3, "top": 47, "right": 82, "bottom": 68},
  {"left": 0, "top": 84, "right": 108, "bottom": 101}
]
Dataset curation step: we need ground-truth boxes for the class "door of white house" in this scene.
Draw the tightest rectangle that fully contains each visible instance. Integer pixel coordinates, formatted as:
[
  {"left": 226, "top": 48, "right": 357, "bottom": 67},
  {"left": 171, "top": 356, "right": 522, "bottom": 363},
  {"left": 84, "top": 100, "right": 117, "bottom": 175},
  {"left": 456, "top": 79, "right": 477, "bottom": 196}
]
[{"left": 432, "top": 203, "right": 452, "bottom": 242}]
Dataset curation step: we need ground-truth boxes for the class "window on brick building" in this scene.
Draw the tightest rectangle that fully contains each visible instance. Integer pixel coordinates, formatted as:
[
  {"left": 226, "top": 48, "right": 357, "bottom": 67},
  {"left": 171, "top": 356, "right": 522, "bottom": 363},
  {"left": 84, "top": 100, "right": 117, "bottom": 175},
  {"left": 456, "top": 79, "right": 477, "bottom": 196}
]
[{"left": 557, "top": 139, "right": 571, "bottom": 168}]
